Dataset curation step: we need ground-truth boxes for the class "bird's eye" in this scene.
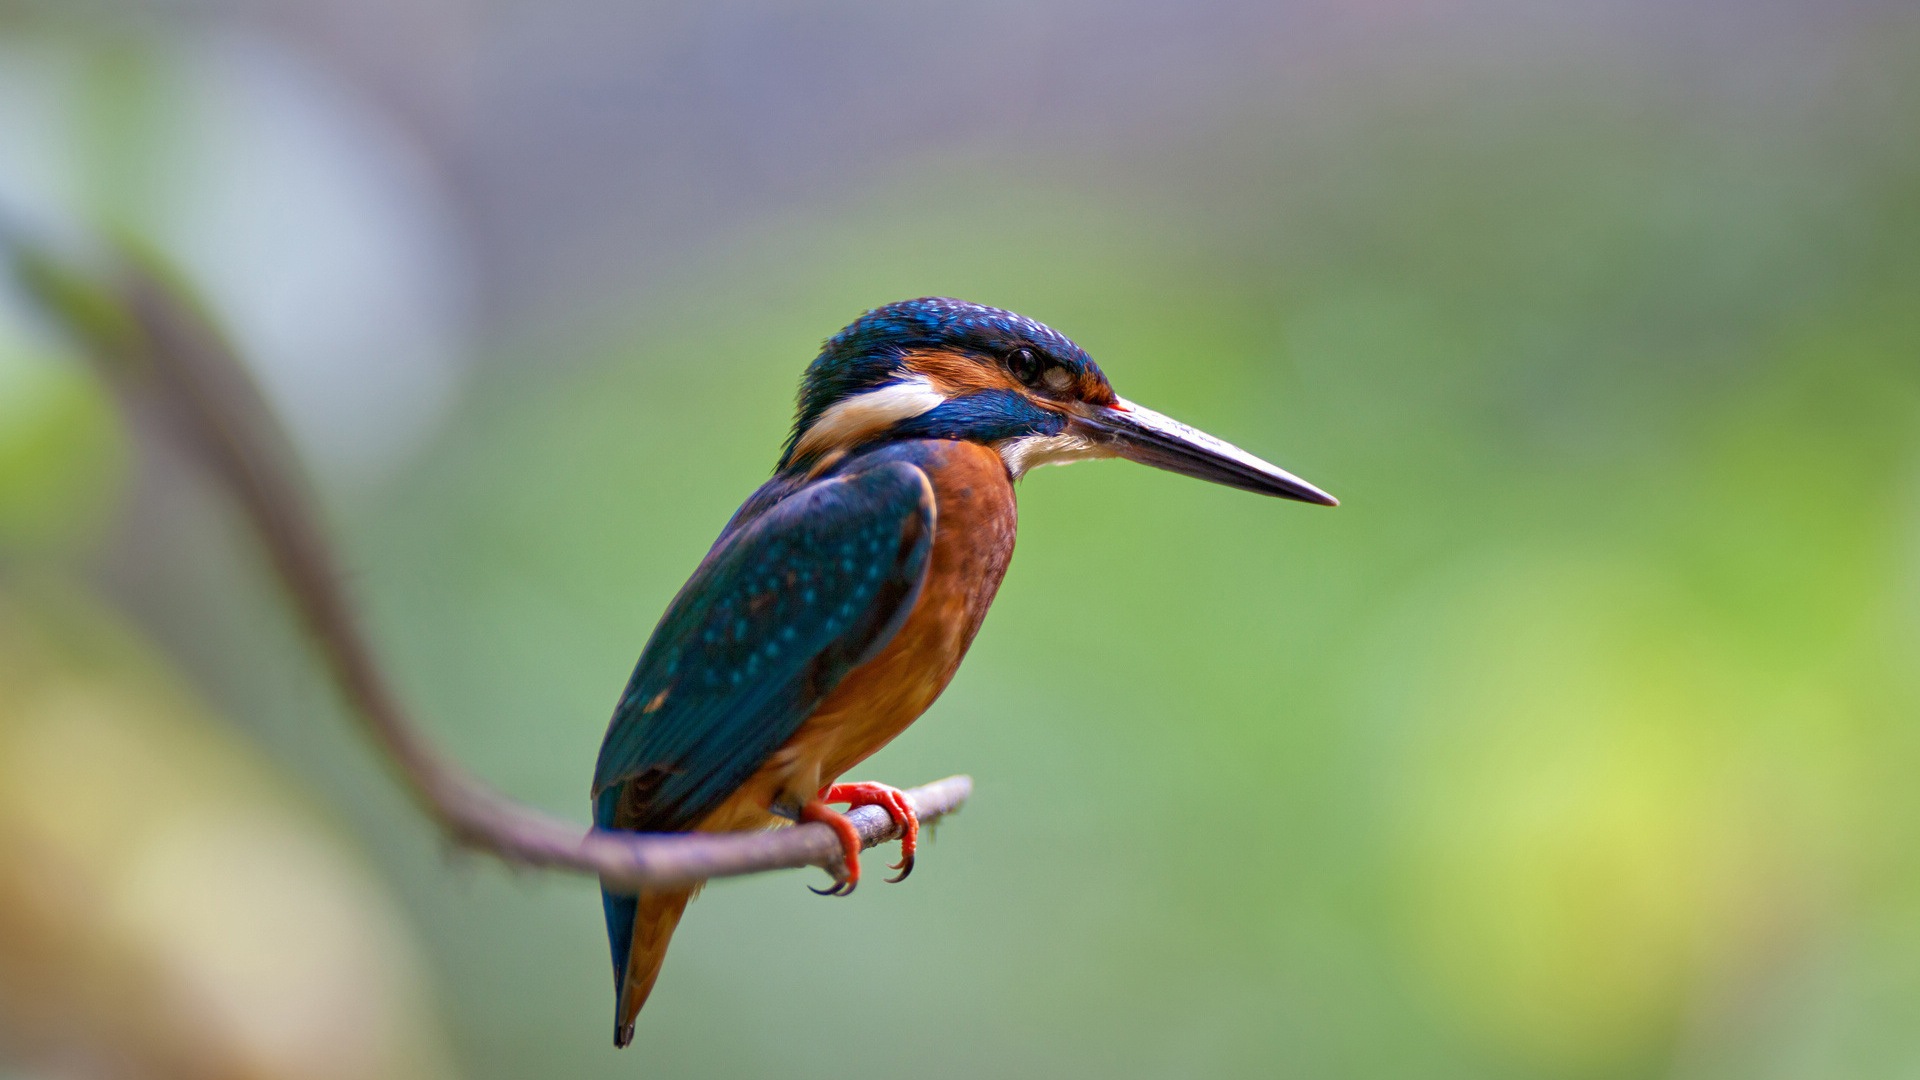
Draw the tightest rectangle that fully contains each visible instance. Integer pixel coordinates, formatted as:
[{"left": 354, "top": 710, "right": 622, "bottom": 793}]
[{"left": 1006, "top": 347, "right": 1043, "bottom": 386}]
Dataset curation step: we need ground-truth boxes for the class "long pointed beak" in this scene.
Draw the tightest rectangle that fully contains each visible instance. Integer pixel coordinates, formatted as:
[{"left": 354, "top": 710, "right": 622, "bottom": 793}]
[{"left": 1070, "top": 398, "right": 1338, "bottom": 506}]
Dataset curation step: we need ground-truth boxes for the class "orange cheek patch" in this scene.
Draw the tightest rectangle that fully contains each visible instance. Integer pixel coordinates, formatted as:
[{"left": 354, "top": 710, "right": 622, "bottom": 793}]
[
  {"left": 903, "top": 349, "right": 1024, "bottom": 397},
  {"left": 1076, "top": 372, "right": 1118, "bottom": 405},
  {"left": 908, "top": 349, "right": 1118, "bottom": 408}
]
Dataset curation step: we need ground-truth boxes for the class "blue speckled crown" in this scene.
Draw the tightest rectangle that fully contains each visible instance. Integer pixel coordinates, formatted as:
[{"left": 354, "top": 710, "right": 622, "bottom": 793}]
[{"left": 788, "top": 297, "right": 1100, "bottom": 458}]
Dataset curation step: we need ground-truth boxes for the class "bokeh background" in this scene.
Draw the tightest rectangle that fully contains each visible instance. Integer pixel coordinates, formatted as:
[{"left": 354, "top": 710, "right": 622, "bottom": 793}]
[{"left": 4, "top": 1, "right": 1919, "bottom": 1077}]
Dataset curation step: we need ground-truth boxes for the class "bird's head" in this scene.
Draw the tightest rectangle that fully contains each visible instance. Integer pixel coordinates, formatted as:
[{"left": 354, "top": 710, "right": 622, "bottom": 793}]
[{"left": 779, "top": 297, "right": 1335, "bottom": 506}]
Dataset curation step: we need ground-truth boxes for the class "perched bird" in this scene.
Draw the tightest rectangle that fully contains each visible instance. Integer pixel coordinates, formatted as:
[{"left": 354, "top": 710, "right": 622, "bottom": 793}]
[{"left": 592, "top": 298, "right": 1334, "bottom": 1045}]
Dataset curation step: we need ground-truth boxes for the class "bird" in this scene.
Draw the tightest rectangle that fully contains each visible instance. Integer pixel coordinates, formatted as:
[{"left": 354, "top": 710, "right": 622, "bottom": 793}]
[{"left": 591, "top": 297, "right": 1335, "bottom": 1046}]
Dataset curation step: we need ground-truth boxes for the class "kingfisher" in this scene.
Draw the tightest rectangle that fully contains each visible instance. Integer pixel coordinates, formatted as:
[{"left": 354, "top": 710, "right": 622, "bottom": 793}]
[{"left": 592, "top": 297, "right": 1334, "bottom": 1046}]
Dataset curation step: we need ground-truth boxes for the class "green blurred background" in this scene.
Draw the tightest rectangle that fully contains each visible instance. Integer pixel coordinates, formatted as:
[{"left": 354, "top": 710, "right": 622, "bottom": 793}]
[{"left": 3, "top": 1, "right": 1919, "bottom": 1077}]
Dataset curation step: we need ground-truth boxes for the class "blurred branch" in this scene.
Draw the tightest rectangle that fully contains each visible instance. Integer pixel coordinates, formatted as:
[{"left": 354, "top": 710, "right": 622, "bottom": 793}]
[{"left": 2, "top": 230, "right": 970, "bottom": 891}]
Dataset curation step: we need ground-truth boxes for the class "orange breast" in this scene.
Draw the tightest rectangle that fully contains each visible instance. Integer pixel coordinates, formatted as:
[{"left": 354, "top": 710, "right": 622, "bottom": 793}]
[
  {"left": 696, "top": 441, "right": 1017, "bottom": 832},
  {"left": 802, "top": 440, "right": 1018, "bottom": 778}
]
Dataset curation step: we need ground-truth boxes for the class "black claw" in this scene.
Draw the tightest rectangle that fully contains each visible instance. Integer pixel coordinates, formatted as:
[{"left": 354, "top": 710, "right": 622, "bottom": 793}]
[
  {"left": 809, "top": 878, "right": 855, "bottom": 897},
  {"left": 885, "top": 855, "right": 915, "bottom": 884}
]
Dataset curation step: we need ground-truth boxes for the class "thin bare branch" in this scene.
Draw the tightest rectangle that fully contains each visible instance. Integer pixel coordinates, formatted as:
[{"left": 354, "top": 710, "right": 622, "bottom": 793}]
[{"left": 6, "top": 235, "right": 970, "bottom": 892}]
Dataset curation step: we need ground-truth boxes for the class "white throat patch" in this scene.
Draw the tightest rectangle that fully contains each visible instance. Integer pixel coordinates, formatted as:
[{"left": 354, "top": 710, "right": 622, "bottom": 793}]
[
  {"left": 997, "top": 432, "right": 1111, "bottom": 478},
  {"left": 791, "top": 376, "right": 947, "bottom": 462}
]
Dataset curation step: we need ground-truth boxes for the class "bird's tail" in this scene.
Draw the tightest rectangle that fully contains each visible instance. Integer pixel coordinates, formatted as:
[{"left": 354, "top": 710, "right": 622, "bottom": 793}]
[{"left": 604, "top": 884, "right": 694, "bottom": 1048}]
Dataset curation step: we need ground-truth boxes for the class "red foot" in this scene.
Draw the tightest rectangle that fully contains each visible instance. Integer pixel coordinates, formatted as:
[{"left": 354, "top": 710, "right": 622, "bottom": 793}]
[
  {"left": 826, "top": 782, "right": 919, "bottom": 882},
  {"left": 799, "top": 782, "right": 920, "bottom": 897}
]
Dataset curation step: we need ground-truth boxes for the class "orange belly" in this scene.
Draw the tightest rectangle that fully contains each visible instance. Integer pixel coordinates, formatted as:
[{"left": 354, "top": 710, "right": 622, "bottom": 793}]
[{"left": 697, "top": 441, "right": 1017, "bottom": 833}]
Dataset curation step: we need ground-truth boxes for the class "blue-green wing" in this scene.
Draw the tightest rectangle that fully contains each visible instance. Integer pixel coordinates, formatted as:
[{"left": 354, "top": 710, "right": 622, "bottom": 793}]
[{"left": 591, "top": 461, "right": 935, "bottom": 833}]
